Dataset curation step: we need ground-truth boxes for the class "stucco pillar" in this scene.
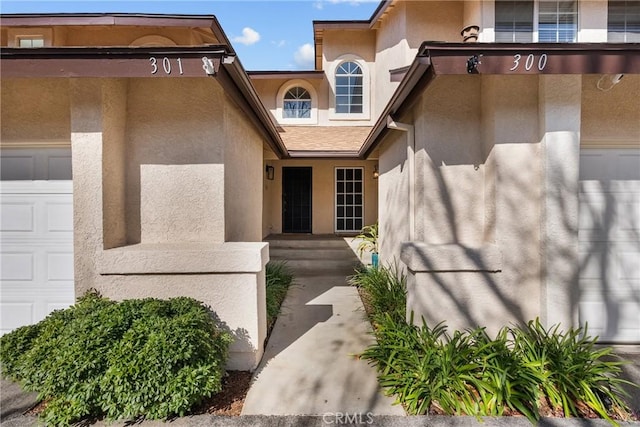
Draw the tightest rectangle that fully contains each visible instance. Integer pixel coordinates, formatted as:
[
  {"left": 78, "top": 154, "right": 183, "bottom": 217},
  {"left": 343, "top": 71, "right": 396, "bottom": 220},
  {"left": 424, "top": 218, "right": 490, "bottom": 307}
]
[
  {"left": 70, "top": 79, "right": 105, "bottom": 297},
  {"left": 539, "top": 75, "right": 582, "bottom": 329}
]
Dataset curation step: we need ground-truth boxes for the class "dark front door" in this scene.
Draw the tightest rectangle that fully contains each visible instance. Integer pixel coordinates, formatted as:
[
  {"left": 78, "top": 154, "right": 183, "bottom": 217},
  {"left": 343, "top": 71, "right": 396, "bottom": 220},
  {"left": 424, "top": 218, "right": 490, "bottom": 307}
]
[{"left": 282, "top": 167, "right": 312, "bottom": 233}]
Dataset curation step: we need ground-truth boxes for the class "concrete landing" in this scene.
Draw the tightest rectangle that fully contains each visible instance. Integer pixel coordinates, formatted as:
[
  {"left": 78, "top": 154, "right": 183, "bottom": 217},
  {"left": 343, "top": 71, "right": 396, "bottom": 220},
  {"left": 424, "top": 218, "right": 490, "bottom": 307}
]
[{"left": 242, "top": 237, "right": 403, "bottom": 416}]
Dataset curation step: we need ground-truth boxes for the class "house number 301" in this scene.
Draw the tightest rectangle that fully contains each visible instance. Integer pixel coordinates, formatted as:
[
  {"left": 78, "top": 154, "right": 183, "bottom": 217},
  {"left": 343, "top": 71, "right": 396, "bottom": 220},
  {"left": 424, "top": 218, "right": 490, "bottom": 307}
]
[
  {"left": 510, "top": 53, "right": 548, "bottom": 71},
  {"left": 149, "top": 57, "right": 184, "bottom": 75}
]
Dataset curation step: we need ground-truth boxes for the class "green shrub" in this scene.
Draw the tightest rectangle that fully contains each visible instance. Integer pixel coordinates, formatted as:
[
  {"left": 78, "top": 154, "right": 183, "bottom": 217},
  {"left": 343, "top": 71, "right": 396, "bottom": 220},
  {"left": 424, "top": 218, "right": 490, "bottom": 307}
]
[
  {"left": 348, "top": 262, "right": 406, "bottom": 323},
  {"left": 362, "top": 314, "right": 634, "bottom": 425},
  {"left": 0, "top": 293, "right": 232, "bottom": 426},
  {"left": 265, "top": 261, "right": 294, "bottom": 326},
  {"left": 511, "top": 319, "right": 633, "bottom": 422}
]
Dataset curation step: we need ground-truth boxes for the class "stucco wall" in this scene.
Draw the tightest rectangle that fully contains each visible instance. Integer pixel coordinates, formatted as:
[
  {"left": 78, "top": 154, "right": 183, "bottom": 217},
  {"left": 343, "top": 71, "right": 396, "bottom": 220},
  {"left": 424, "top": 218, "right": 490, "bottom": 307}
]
[
  {"left": 262, "top": 159, "right": 378, "bottom": 236},
  {"left": 102, "top": 79, "right": 128, "bottom": 249},
  {"left": 378, "top": 128, "right": 410, "bottom": 265},
  {"left": 380, "top": 74, "right": 546, "bottom": 335},
  {"left": 125, "top": 78, "right": 225, "bottom": 244},
  {"left": 581, "top": 74, "right": 640, "bottom": 144},
  {"left": 66, "top": 77, "right": 268, "bottom": 370},
  {"left": 1, "top": 79, "right": 70, "bottom": 142},
  {"left": 224, "top": 95, "right": 264, "bottom": 242},
  {"left": 406, "top": 1, "right": 464, "bottom": 44}
]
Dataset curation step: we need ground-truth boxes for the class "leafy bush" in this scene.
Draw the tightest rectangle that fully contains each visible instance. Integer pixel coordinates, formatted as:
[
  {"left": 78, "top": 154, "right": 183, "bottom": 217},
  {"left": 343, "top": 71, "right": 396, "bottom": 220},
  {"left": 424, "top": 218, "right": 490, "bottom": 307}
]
[
  {"left": 348, "top": 262, "right": 406, "bottom": 323},
  {"left": 362, "top": 314, "right": 635, "bottom": 425},
  {"left": 0, "top": 293, "right": 232, "bottom": 426},
  {"left": 353, "top": 222, "right": 379, "bottom": 256},
  {"left": 265, "top": 261, "right": 294, "bottom": 326}
]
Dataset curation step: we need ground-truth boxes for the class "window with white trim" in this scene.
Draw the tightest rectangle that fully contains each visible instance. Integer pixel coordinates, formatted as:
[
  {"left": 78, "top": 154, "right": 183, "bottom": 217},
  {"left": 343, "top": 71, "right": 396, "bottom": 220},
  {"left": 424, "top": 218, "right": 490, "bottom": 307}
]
[
  {"left": 335, "top": 167, "right": 364, "bottom": 232},
  {"left": 608, "top": 0, "right": 640, "bottom": 42},
  {"left": 495, "top": 1, "right": 534, "bottom": 42},
  {"left": 494, "top": 0, "right": 577, "bottom": 42},
  {"left": 276, "top": 80, "right": 318, "bottom": 125},
  {"left": 335, "top": 61, "right": 363, "bottom": 114},
  {"left": 283, "top": 87, "right": 311, "bottom": 119},
  {"left": 17, "top": 36, "right": 45, "bottom": 47},
  {"left": 538, "top": 0, "right": 577, "bottom": 42}
]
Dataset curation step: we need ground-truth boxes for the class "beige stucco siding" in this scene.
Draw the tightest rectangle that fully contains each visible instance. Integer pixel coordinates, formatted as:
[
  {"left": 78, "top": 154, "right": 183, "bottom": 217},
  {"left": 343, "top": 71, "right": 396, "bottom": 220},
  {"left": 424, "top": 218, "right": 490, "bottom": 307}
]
[
  {"left": 1, "top": 79, "right": 70, "bottom": 142},
  {"left": 263, "top": 159, "right": 378, "bottom": 236},
  {"left": 581, "top": 74, "right": 640, "bottom": 144},
  {"left": 406, "top": 1, "right": 464, "bottom": 44},
  {"left": 125, "top": 78, "right": 225, "bottom": 244},
  {"left": 378, "top": 128, "right": 410, "bottom": 264},
  {"left": 224, "top": 95, "right": 264, "bottom": 242},
  {"left": 383, "top": 74, "right": 544, "bottom": 335}
]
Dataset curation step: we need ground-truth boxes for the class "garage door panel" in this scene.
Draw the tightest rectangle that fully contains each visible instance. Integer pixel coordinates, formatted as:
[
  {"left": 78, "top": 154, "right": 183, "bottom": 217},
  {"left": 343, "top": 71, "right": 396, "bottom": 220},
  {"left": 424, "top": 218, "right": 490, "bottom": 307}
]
[
  {"left": 579, "top": 147, "right": 640, "bottom": 343},
  {"left": 45, "top": 201, "right": 73, "bottom": 232},
  {"left": 0, "top": 175, "right": 74, "bottom": 335},
  {"left": 47, "top": 252, "right": 74, "bottom": 281},
  {"left": 0, "top": 253, "right": 34, "bottom": 281},
  {"left": 0, "top": 203, "right": 35, "bottom": 232}
]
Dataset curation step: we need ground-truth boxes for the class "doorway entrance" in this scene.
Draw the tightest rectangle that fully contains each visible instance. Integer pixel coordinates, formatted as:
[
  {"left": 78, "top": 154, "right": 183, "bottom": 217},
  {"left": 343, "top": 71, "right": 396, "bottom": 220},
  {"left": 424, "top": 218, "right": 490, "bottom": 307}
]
[{"left": 282, "top": 167, "right": 312, "bottom": 233}]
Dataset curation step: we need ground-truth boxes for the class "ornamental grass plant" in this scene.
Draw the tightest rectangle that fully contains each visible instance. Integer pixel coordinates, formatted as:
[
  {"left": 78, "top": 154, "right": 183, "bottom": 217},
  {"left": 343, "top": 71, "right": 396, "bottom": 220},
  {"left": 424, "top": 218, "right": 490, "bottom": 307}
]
[{"left": 351, "top": 264, "right": 636, "bottom": 425}]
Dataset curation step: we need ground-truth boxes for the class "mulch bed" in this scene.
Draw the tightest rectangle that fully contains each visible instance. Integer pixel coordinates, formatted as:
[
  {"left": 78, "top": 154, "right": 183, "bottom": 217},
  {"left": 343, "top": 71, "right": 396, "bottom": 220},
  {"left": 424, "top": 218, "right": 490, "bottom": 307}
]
[{"left": 191, "top": 370, "right": 253, "bottom": 416}]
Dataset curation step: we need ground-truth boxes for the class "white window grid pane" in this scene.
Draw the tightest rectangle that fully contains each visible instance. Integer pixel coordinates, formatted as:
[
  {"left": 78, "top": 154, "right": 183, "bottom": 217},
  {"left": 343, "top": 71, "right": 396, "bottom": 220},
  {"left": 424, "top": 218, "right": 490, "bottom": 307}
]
[
  {"left": 495, "top": 0, "right": 534, "bottom": 42},
  {"left": 538, "top": 0, "right": 577, "bottom": 42},
  {"left": 335, "top": 167, "right": 364, "bottom": 232},
  {"left": 608, "top": 1, "right": 640, "bottom": 42},
  {"left": 283, "top": 87, "right": 311, "bottom": 119},
  {"left": 335, "top": 62, "right": 363, "bottom": 114}
]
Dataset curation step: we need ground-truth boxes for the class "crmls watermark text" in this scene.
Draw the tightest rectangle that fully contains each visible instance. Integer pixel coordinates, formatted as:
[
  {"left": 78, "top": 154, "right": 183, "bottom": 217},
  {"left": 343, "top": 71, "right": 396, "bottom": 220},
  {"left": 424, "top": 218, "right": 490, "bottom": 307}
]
[{"left": 322, "top": 412, "right": 374, "bottom": 425}]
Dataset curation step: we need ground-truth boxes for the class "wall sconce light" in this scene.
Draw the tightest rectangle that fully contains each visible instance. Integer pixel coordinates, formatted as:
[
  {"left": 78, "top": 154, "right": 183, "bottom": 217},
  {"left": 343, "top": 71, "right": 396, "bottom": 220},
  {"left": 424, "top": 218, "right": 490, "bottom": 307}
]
[
  {"left": 373, "top": 165, "right": 379, "bottom": 179},
  {"left": 265, "top": 165, "right": 275, "bottom": 180}
]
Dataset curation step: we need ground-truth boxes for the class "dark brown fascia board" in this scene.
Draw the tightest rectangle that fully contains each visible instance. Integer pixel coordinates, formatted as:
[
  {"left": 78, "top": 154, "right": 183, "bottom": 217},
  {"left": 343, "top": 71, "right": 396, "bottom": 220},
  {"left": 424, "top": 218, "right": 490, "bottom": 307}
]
[
  {"left": 312, "top": 20, "right": 371, "bottom": 30},
  {"left": 419, "top": 41, "right": 640, "bottom": 75},
  {"left": 287, "top": 150, "right": 361, "bottom": 159},
  {"left": 220, "top": 59, "right": 289, "bottom": 159},
  {"left": 360, "top": 42, "right": 640, "bottom": 158},
  {"left": 369, "top": 1, "right": 392, "bottom": 23},
  {"left": 359, "top": 56, "right": 433, "bottom": 159},
  {"left": 0, "top": 13, "right": 218, "bottom": 28},
  {"left": 0, "top": 45, "right": 230, "bottom": 77},
  {"left": 248, "top": 70, "right": 325, "bottom": 80},
  {"left": 0, "top": 44, "right": 287, "bottom": 158}
]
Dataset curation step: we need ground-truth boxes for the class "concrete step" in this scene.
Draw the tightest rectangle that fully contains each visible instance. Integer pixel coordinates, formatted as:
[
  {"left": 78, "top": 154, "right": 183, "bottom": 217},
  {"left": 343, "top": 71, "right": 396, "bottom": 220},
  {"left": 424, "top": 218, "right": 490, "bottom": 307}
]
[
  {"left": 266, "top": 238, "right": 352, "bottom": 249},
  {"left": 269, "top": 247, "right": 358, "bottom": 260},
  {"left": 270, "top": 257, "right": 360, "bottom": 272}
]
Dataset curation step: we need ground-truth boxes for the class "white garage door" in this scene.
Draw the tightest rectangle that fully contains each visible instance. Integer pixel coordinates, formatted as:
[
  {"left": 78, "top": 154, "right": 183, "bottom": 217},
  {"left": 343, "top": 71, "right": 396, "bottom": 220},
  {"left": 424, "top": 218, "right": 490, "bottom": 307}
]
[
  {"left": 0, "top": 148, "right": 74, "bottom": 334},
  {"left": 578, "top": 148, "right": 640, "bottom": 343}
]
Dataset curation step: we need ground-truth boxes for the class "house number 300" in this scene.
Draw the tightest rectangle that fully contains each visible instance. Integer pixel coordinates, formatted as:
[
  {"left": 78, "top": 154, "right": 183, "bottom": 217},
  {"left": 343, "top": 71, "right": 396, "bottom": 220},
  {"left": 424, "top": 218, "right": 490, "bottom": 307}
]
[
  {"left": 149, "top": 57, "right": 184, "bottom": 75},
  {"left": 510, "top": 53, "right": 548, "bottom": 71}
]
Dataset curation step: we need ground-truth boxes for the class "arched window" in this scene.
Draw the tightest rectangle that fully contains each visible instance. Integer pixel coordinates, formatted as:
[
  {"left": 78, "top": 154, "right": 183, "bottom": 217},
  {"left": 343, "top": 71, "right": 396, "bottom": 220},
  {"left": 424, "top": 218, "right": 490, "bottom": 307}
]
[
  {"left": 283, "top": 87, "right": 311, "bottom": 119},
  {"left": 335, "top": 61, "right": 363, "bottom": 114}
]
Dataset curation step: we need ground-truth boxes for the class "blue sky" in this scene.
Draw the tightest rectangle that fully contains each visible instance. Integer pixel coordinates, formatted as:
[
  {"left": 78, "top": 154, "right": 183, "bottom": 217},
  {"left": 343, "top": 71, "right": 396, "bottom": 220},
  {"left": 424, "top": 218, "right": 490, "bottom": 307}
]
[{"left": 0, "top": 0, "right": 381, "bottom": 70}]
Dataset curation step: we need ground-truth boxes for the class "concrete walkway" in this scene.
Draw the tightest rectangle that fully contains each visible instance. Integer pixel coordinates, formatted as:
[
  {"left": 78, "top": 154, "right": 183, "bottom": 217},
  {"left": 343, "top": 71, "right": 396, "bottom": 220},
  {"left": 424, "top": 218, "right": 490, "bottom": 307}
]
[{"left": 242, "top": 236, "right": 404, "bottom": 416}]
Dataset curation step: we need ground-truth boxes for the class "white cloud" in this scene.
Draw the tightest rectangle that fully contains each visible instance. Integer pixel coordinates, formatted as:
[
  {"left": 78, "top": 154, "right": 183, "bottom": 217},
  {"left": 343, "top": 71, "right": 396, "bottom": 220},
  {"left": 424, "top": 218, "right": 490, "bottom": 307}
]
[
  {"left": 271, "top": 40, "right": 287, "bottom": 48},
  {"left": 232, "top": 27, "right": 260, "bottom": 46},
  {"left": 294, "top": 43, "right": 315, "bottom": 68}
]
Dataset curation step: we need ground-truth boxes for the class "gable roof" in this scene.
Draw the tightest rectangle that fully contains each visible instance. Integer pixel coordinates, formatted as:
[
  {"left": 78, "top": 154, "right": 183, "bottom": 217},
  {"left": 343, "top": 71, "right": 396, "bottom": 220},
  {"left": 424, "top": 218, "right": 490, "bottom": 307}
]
[
  {"left": 0, "top": 13, "right": 289, "bottom": 159},
  {"left": 280, "top": 126, "right": 371, "bottom": 158}
]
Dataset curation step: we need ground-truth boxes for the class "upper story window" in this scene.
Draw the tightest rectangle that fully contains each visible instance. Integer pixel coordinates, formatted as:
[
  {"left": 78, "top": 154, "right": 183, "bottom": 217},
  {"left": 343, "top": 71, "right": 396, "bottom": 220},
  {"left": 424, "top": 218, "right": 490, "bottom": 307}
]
[
  {"left": 494, "top": 0, "right": 577, "bottom": 42},
  {"left": 538, "top": 1, "right": 578, "bottom": 42},
  {"left": 608, "top": 1, "right": 640, "bottom": 42},
  {"left": 276, "top": 80, "right": 318, "bottom": 125},
  {"left": 496, "top": 1, "right": 534, "bottom": 42},
  {"left": 17, "top": 36, "right": 45, "bottom": 47},
  {"left": 283, "top": 87, "right": 311, "bottom": 119},
  {"left": 335, "top": 61, "right": 363, "bottom": 114}
]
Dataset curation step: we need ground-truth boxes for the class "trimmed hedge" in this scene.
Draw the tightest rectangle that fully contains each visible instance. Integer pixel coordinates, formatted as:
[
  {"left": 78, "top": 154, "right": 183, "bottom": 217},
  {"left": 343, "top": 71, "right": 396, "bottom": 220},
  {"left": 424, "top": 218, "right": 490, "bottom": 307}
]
[{"left": 0, "top": 293, "right": 232, "bottom": 426}]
